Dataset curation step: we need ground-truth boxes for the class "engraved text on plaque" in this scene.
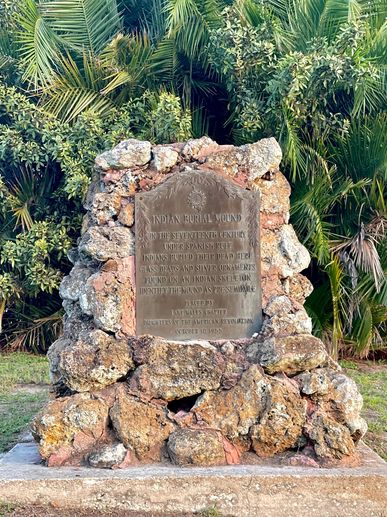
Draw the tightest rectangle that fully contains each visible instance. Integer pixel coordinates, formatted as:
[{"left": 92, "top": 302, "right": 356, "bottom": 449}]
[{"left": 135, "top": 169, "right": 261, "bottom": 339}]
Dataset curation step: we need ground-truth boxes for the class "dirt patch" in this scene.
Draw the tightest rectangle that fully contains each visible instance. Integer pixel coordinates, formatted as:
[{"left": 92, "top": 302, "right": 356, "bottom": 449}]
[{"left": 4, "top": 507, "right": 199, "bottom": 517}]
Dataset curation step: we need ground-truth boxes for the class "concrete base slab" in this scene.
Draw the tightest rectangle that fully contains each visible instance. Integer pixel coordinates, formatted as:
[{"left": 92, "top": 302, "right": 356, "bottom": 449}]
[{"left": 1, "top": 442, "right": 386, "bottom": 517}]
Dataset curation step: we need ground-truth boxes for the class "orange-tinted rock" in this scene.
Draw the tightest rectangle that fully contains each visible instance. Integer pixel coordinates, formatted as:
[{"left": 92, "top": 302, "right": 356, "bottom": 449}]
[
  {"left": 193, "top": 365, "right": 268, "bottom": 441},
  {"left": 117, "top": 201, "right": 134, "bottom": 227},
  {"left": 110, "top": 386, "right": 174, "bottom": 460},
  {"left": 31, "top": 392, "right": 111, "bottom": 466}
]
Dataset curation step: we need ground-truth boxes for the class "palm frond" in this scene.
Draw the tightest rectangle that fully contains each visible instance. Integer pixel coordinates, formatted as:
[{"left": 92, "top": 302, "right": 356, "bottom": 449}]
[
  {"left": 16, "top": 0, "right": 61, "bottom": 87},
  {"left": 42, "top": 0, "right": 121, "bottom": 54},
  {"left": 42, "top": 52, "right": 116, "bottom": 121}
]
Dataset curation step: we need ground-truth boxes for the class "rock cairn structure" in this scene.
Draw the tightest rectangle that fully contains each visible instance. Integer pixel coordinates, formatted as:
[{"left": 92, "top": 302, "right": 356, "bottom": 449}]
[{"left": 32, "top": 137, "right": 367, "bottom": 468}]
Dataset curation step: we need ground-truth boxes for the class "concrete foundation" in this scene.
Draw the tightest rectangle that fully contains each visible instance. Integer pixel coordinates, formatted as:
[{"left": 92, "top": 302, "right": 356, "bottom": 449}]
[{"left": 1, "top": 441, "right": 386, "bottom": 516}]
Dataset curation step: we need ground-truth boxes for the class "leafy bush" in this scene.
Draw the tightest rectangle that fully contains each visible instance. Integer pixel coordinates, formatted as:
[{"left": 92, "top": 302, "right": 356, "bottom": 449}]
[{"left": 0, "top": 83, "right": 191, "bottom": 352}]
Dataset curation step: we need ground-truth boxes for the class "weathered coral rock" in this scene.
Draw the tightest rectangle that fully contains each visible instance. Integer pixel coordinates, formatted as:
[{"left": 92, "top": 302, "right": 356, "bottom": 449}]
[
  {"left": 295, "top": 368, "right": 331, "bottom": 396},
  {"left": 90, "top": 192, "right": 122, "bottom": 225},
  {"left": 152, "top": 145, "right": 179, "bottom": 172},
  {"left": 260, "top": 307, "right": 313, "bottom": 337},
  {"left": 117, "top": 200, "right": 134, "bottom": 227},
  {"left": 182, "top": 137, "right": 219, "bottom": 159},
  {"left": 59, "top": 265, "right": 94, "bottom": 302},
  {"left": 242, "top": 138, "right": 282, "bottom": 181},
  {"left": 324, "top": 370, "right": 367, "bottom": 440},
  {"left": 167, "top": 429, "right": 226, "bottom": 466},
  {"left": 88, "top": 443, "right": 129, "bottom": 469},
  {"left": 79, "top": 226, "right": 134, "bottom": 262},
  {"left": 57, "top": 330, "right": 134, "bottom": 392},
  {"left": 32, "top": 393, "right": 110, "bottom": 466},
  {"left": 110, "top": 386, "right": 174, "bottom": 460},
  {"left": 130, "top": 337, "right": 224, "bottom": 400},
  {"left": 261, "top": 225, "right": 310, "bottom": 278},
  {"left": 193, "top": 365, "right": 267, "bottom": 441},
  {"left": 306, "top": 413, "right": 356, "bottom": 461},
  {"left": 95, "top": 139, "right": 151, "bottom": 170},
  {"left": 255, "top": 171, "right": 290, "bottom": 216},
  {"left": 250, "top": 377, "right": 306, "bottom": 457},
  {"left": 247, "top": 335, "right": 328, "bottom": 375},
  {"left": 47, "top": 337, "right": 71, "bottom": 385},
  {"left": 79, "top": 257, "right": 135, "bottom": 334},
  {"left": 282, "top": 273, "right": 314, "bottom": 305}
]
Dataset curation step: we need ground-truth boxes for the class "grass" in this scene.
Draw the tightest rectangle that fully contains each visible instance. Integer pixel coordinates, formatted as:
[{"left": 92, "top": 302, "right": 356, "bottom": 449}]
[
  {"left": 0, "top": 353, "right": 49, "bottom": 395},
  {"left": 340, "top": 360, "right": 387, "bottom": 460},
  {"left": 0, "top": 353, "right": 49, "bottom": 453}
]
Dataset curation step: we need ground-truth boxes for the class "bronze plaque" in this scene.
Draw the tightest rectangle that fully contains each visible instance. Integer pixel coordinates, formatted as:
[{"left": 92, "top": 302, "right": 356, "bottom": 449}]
[{"left": 135, "top": 169, "right": 262, "bottom": 340}]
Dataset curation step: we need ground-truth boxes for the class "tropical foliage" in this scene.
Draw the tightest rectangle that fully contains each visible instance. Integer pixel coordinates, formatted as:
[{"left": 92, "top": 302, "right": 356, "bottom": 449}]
[{"left": 0, "top": 0, "right": 385, "bottom": 357}]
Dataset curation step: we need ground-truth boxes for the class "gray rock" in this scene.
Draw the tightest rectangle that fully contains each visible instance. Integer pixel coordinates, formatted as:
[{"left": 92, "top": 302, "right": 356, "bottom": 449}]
[
  {"left": 152, "top": 146, "right": 179, "bottom": 172},
  {"left": 88, "top": 443, "right": 128, "bottom": 468},
  {"left": 241, "top": 137, "right": 282, "bottom": 181},
  {"left": 78, "top": 226, "right": 134, "bottom": 262},
  {"left": 247, "top": 335, "right": 328, "bottom": 375},
  {"left": 95, "top": 139, "right": 151, "bottom": 170},
  {"left": 59, "top": 266, "right": 94, "bottom": 302}
]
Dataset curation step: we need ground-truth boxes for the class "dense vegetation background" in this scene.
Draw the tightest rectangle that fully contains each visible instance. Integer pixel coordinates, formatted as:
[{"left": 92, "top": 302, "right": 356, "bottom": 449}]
[{"left": 0, "top": 0, "right": 385, "bottom": 358}]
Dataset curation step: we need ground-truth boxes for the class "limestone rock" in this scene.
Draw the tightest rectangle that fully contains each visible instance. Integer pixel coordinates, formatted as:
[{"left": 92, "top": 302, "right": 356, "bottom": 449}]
[
  {"left": 255, "top": 171, "right": 290, "bottom": 216},
  {"left": 88, "top": 443, "right": 128, "bottom": 469},
  {"left": 306, "top": 413, "right": 356, "bottom": 460},
  {"left": 250, "top": 377, "right": 306, "bottom": 457},
  {"left": 242, "top": 137, "right": 282, "bottom": 181},
  {"left": 95, "top": 139, "right": 151, "bottom": 170},
  {"left": 261, "top": 225, "right": 310, "bottom": 278},
  {"left": 62, "top": 301, "right": 95, "bottom": 340},
  {"left": 193, "top": 365, "right": 268, "bottom": 441},
  {"left": 78, "top": 226, "right": 134, "bottom": 262},
  {"left": 152, "top": 145, "right": 179, "bottom": 172},
  {"left": 47, "top": 337, "right": 71, "bottom": 385},
  {"left": 167, "top": 429, "right": 226, "bottom": 466},
  {"left": 59, "top": 266, "right": 94, "bottom": 302},
  {"left": 31, "top": 393, "right": 110, "bottom": 466},
  {"left": 260, "top": 307, "right": 313, "bottom": 337},
  {"left": 279, "top": 225, "right": 310, "bottom": 275},
  {"left": 283, "top": 273, "right": 314, "bottom": 304},
  {"left": 264, "top": 295, "right": 292, "bottom": 317},
  {"left": 325, "top": 370, "right": 367, "bottom": 440},
  {"left": 110, "top": 386, "right": 174, "bottom": 460},
  {"left": 129, "top": 337, "right": 224, "bottom": 401},
  {"left": 247, "top": 335, "right": 328, "bottom": 375},
  {"left": 202, "top": 147, "right": 244, "bottom": 177},
  {"left": 117, "top": 201, "right": 134, "bottom": 227},
  {"left": 295, "top": 368, "right": 331, "bottom": 396},
  {"left": 58, "top": 330, "right": 134, "bottom": 392},
  {"left": 182, "top": 137, "right": 219, "bottom": 159},
  {"left": 79, "top": 257, "right": 135, "bottom": 335},
  {"left": 90, "top": 192, "right": 121, "bottom": 225}
]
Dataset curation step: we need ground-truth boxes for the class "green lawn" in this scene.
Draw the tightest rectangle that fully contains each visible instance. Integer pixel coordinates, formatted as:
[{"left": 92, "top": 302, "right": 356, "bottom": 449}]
[
  {"left": 341, "top": 360, "right": 387, "bottom": 460},
  {"left": 0, "top": 353, "right": 49, "bottom": 453}
]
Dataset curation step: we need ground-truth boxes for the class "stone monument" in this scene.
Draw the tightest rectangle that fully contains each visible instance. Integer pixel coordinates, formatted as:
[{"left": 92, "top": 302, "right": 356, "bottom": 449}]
[{"left": 32, "top": 137, "right": 367, "bottom": 468}]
